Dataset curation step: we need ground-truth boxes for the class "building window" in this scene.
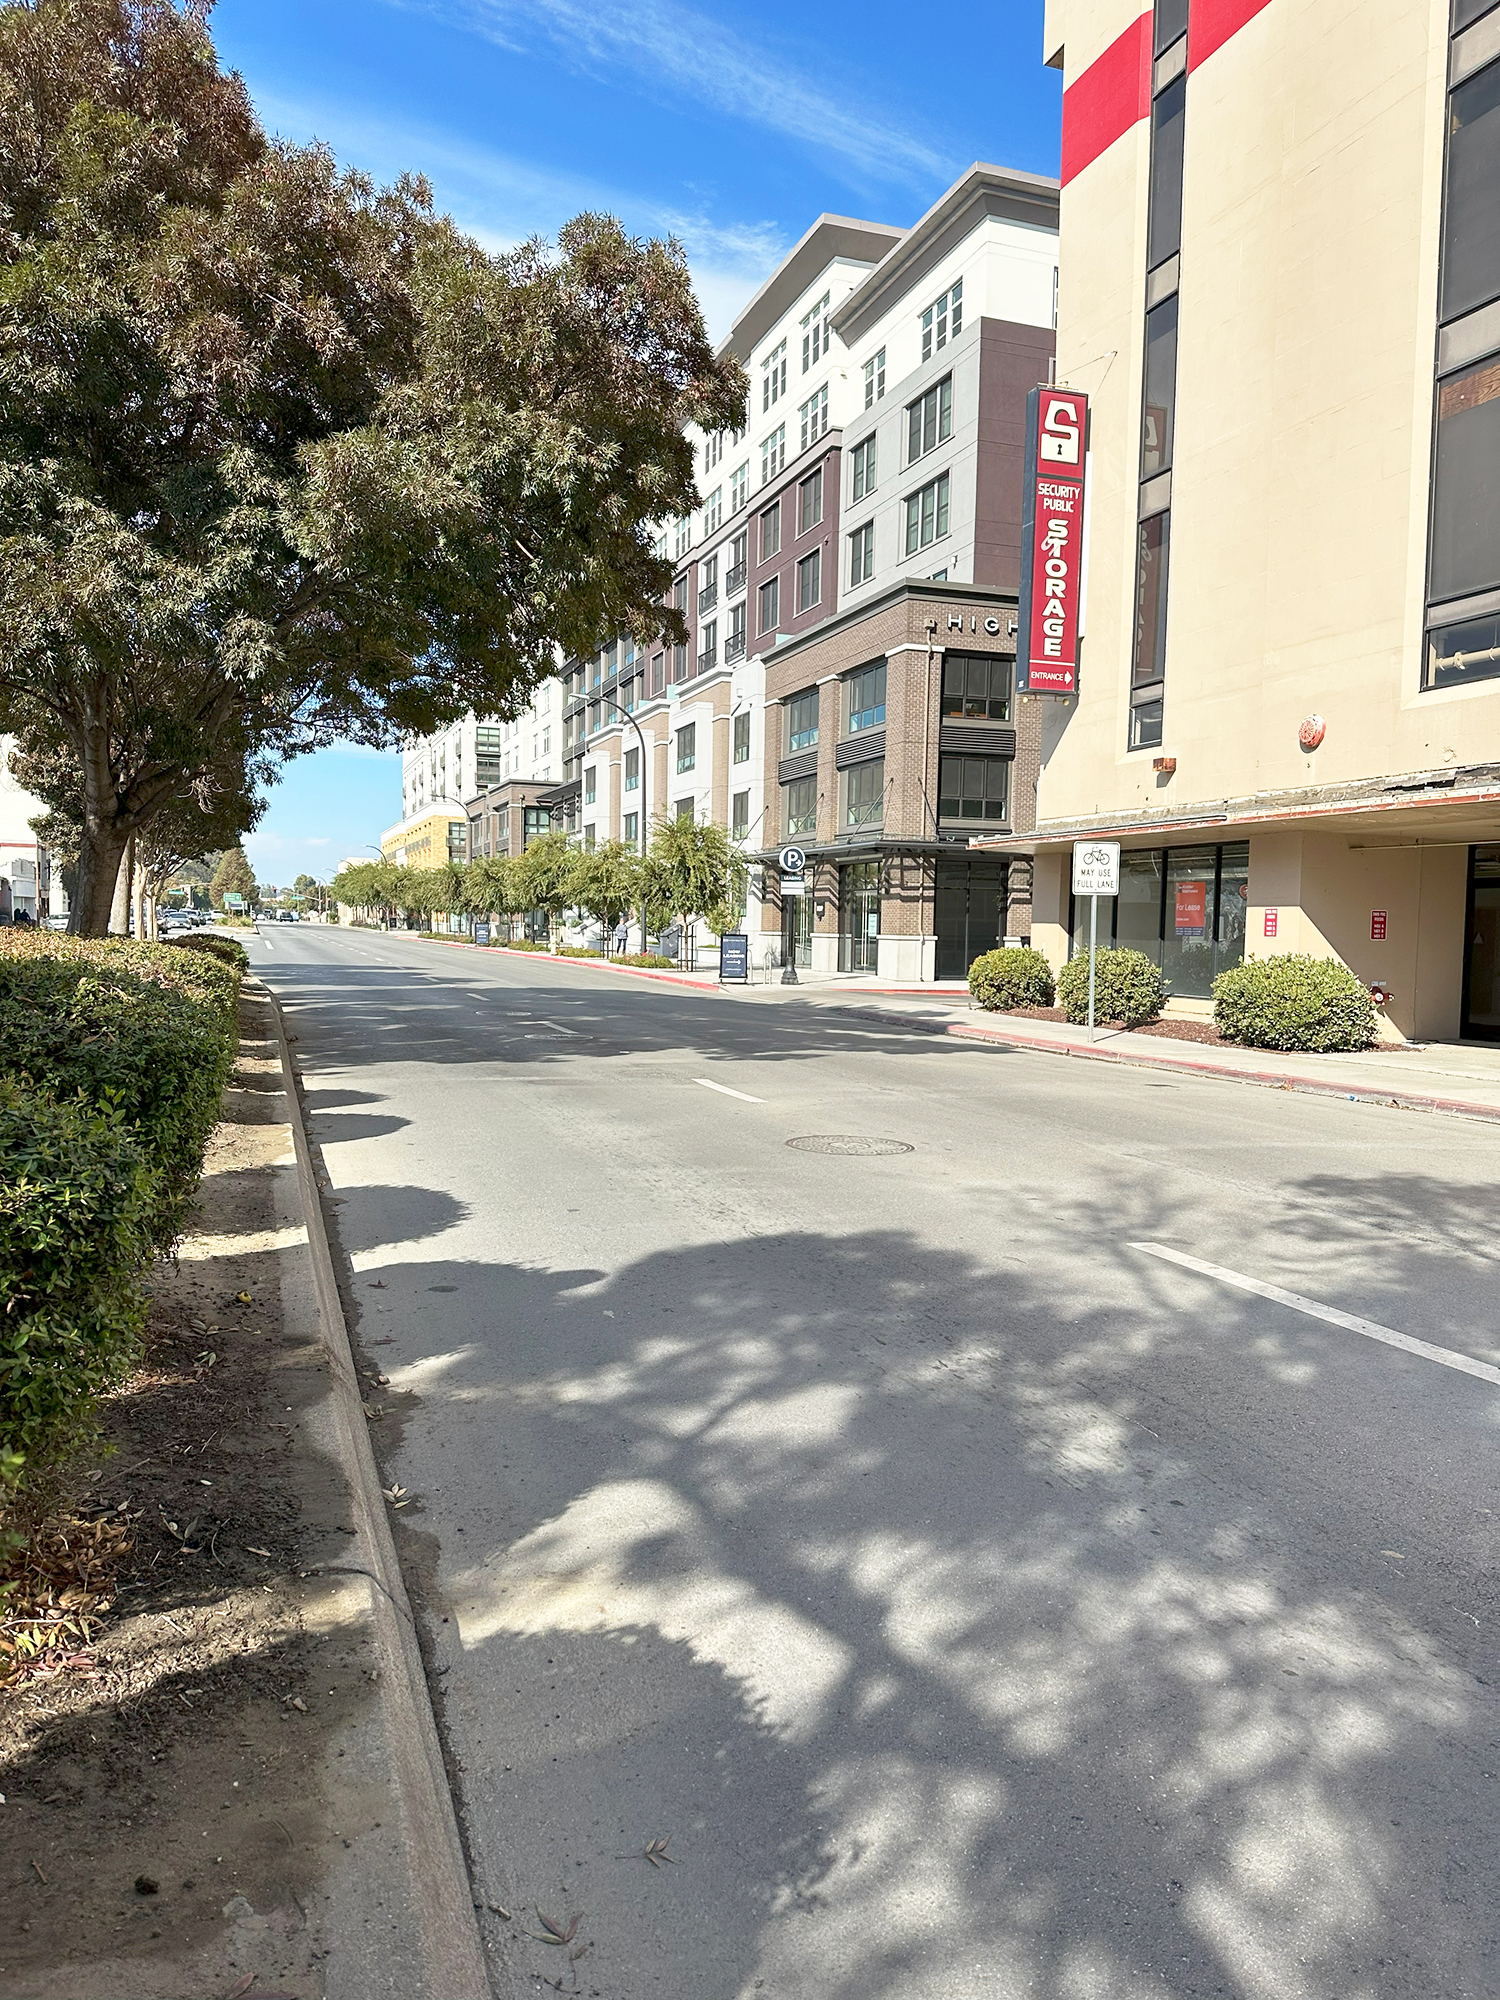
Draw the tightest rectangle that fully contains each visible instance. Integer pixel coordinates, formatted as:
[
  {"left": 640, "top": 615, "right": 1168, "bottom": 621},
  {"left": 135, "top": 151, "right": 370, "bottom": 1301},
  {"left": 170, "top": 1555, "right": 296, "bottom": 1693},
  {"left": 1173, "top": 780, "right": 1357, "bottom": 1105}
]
[
  {"left": 799, "top": 384, "right": 828, "bottom": 453},
  {"left": 676, "top": 722, "right": 696, "bottom": 772},
  {"left": 674, "top": 514, "right": 692, "bottom": 559},
  {"left": 583, "top": 824, "right": 596, "bottom": 850},
  {"left": 849, "top": 521, "right": 875, "bottom": 586},
  {"left": 1131, "top": 508, "right": 1171, "bottom": 746},
  {"left": 938, "top": 754, "right": 1009, "bottom": 823},
  {"left": 584, "top": 766, "right": 596, "bottom": 805},
  {"left": 728, "top": 528, "right": 748, "bottom": 589},
  {"left": 674, "top": 574, "right": 689, "bottom": 615},
  {"left": 522, "top": 806, "right": 551, "bottom": 847},
  {"left": 843, "top": 759, "right": 885, "bottom": 829},
  {"left": 846, "top": 660, "right": 886, "bottom": 733},
  {"left": 1069, "top": 841, "right": 1249, "bottom": 998},
  {"left": 702, "top": 485, "right": 722, "bottom": 535},
  {"left": 730, "top": 460, "right": 749, "bottom": 513},
  {"left": 904, "top": 472, "right": 950, "bottom": 555},
  {"left": 1430, "top": 355, "right": 1500, "bottom": 612},
  {"left": 676, "top": 798, "right": 695, "bottom": 822},
  {"left": 798, "top": 465, "right": 823, "bottom": 533},
  {"left": 673, "top": 641, "right": 688, "bottom": 682},
  {"left": 850, "top": 436, "right": 877, "bottom": 501},
  {"left": 624, "top": 811, "right": 639, "bottom": 844},
  {"left": 699, "top": 550, "right": 718, "bottom": 611},
  {"left": 941, "top": 653, "right": 1011, "bottom": 720},
  {"left": 907, "top": 376, "right": 953, "bottom": 462},
  {"left": 863, "top": 348, "right": 886, "bottom": 408},
  {"left": 731, "top": 790, "right": 750, "bottom": 842},
  {"left": 733, "top": 710, "right": 751, "bottom": 763},
  {"left": 801, "top": 291, "right": 830, "bottom": 371},
  {"left": 759, "top": 574, "right": 780, "bottom": 633},
  {"left": 786, "top": 687, "right": 819, "bottom": 752},
  {"left": 704, "top": 432, "right": 722, "bottom": 473},
  {"left": 1141, "top": 295, "right": 1179, "bottom": 477},
  {"left": 625, "top": 746, "right": 640, "bottom": 791},
  {"left": 760, "top": 499, "right": 781, "bottom": 560},
  {"left": 797, "top": 548, "right": 821, "bottom": 612},
  {"left": 783, "top": 775, "right": 817, "bottom": 836},
  {"left": 699, "top": 618, "right": 717, "bottom": 669},
  {"left": 727, "top": 599, "right": 747, "bottom": 660},
  {"left": 761, "top": 338, "right": 787, "bottom": 411},
  {"left": 1442, "top": 58, "right": 1500, "bottom": 323},
  {"left": 761, "top": 424, "right": 786, "bottom": 485},
  {"left": 1148, "top": 76, "right": 1187, "bottom": 272},
  {"left": 651, "top": 651, "right": 665, "bottom": 695},
  {"left": 920, "top": 280, "right": 962, "bottom": 362}
]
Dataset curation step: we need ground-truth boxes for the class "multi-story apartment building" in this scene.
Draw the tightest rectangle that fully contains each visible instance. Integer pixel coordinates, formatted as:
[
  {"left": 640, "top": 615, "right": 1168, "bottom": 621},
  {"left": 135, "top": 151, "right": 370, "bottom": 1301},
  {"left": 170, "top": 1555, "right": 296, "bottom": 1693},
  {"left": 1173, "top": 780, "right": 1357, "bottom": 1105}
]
[
  {"left": 532, "top": 166, "right": 1062, "bottom": 977},
  {"left": 0, "top": 739, "right": 56, "bottom": 923},
  {"left": 1027, "top": 0, "right": 1500, "bottom": 1041},
  {"left": 400, "top": 682, "right": 566, "bottom": 823}
]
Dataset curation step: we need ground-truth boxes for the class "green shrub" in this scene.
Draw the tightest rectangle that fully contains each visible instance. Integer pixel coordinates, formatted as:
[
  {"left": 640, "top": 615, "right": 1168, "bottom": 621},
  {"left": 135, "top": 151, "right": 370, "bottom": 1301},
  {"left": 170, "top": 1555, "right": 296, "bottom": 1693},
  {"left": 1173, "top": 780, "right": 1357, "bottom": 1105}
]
[
  {"left": 968, "top": 946, "right": 1055, "bottom": 1012},
  {"left": 619, "top": 953, "right": 675, "bottom": 968},
  {"left": 0, "top": 932, "right": 239, "bottom": 1249},
  {"left": 169, "top": 932, "right": 250, "bottom": 976},
  {"left": 1056, "top": 946, "right": 1167, "bottom": 1027},
  {"left": 1212, "top": 954, "right": 1376, "bottom": 1052},
  {"left": 556, "top": 946, "right": 603, "bottom": 958},
  {"left": 0, "top": 1081, "right": 152, "bottom": 1476},
  {"left": 503, "top": 940, "right": 552, "bottom": 952}
]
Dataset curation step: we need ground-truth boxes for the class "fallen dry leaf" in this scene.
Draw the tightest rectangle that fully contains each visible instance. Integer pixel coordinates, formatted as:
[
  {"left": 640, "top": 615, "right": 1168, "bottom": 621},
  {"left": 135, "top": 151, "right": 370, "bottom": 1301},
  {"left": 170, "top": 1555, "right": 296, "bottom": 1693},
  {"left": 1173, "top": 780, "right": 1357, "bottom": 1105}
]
[{"left": 534, "top": 1909, "right": 580, "bottom": 1945}]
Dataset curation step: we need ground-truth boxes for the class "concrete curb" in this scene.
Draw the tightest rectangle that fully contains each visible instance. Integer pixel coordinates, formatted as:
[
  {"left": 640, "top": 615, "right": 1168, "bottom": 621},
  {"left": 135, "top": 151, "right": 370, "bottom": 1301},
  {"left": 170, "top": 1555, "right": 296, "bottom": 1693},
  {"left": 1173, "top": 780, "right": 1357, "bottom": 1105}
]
[
  {"left": 827, "top": 1002, "right": 1500, "bottom": 1123},
  {"left": 265, "top": 987, "right": 492, "bottom": 1999},
  {"left": 415, "top": 934, "right": 722, "bottom": 990}
]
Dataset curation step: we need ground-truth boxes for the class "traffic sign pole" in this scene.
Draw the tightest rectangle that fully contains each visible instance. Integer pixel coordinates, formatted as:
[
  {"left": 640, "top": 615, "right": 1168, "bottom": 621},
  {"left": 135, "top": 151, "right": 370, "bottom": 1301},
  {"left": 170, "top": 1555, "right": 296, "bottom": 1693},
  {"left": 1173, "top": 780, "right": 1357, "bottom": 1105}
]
[
  {"left": 1088, "top": 893, "right": 1098, "bottom": 1044},
  {"left": 1071, "top": 840, "right": 1121, "bottom": 1046}
]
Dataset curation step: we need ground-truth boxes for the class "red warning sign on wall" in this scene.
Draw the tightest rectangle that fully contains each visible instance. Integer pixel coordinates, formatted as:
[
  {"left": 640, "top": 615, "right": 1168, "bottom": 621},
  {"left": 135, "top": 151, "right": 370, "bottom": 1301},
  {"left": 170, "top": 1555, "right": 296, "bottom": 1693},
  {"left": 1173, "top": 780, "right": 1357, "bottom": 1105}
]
[
  {"left": 1264, "top": 908, "right": 1279, "bottom": 938},
  {"left": 1371, "top": 909, "right": 1387, "bottom": 940}
]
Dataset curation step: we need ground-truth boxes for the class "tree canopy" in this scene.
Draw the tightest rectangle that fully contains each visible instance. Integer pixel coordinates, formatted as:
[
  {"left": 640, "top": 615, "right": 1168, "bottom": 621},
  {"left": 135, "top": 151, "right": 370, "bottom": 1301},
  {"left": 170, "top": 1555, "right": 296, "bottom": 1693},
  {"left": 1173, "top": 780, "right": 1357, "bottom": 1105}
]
[{"left": 0, "top": 0, "right": 746, "bottom": 930}]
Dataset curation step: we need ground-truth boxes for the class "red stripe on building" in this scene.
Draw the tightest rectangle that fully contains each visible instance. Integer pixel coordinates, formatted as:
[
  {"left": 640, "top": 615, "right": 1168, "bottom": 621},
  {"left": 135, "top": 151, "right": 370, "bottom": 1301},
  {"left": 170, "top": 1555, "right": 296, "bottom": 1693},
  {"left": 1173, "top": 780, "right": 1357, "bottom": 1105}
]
[
  {"left": 1060, "top": 13, "right": 1152, "bottom": 185},
  {"left": 1188, "top": 0, "right": 1274, "bottom": 69}
]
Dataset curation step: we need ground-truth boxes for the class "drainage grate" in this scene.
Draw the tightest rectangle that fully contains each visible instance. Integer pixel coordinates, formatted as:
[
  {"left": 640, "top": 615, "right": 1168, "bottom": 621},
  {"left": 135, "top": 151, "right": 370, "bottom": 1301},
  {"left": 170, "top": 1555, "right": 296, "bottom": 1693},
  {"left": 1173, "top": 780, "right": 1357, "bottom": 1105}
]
[{"left": 785, "top": 1135, "right": 915, "bottom": 1157}]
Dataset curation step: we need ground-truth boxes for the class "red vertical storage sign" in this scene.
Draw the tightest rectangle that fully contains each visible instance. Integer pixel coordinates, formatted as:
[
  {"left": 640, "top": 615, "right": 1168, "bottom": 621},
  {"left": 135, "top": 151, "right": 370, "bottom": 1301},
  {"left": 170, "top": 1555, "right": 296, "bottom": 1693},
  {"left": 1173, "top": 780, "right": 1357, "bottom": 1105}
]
[{"left": 1017, "top": 386, "right": 1089, "bottom": 695}]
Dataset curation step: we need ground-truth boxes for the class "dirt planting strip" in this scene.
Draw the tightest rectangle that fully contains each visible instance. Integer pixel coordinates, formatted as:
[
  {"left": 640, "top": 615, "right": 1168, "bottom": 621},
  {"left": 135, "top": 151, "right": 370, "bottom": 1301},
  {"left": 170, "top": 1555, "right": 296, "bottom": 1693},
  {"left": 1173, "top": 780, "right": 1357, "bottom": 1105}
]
[{"left": 0, "top": 983, "right": 488, "bottom": 2000}]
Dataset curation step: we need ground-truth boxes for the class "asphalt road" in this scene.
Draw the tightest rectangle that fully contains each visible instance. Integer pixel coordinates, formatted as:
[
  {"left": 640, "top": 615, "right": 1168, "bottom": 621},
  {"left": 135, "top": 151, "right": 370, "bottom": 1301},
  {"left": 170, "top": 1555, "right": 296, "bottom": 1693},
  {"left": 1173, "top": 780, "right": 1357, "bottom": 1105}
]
[{"left": 254, "top": 924, "right": 1500, "bottom": 2000}]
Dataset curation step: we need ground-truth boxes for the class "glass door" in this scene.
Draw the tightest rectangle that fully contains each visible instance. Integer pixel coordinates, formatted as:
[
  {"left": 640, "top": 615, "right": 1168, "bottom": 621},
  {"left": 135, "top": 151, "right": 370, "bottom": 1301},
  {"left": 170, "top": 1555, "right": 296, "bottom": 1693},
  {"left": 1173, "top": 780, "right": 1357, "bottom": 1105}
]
[
  {"left": 839, "top": 862, "right": 881, "bottom": 971},
  {"left": 782, "top": 886, "right": 812, "bottom": 969},
  {"left": 1463, "top": 846, "right": 1500, "bottom": 1038}
]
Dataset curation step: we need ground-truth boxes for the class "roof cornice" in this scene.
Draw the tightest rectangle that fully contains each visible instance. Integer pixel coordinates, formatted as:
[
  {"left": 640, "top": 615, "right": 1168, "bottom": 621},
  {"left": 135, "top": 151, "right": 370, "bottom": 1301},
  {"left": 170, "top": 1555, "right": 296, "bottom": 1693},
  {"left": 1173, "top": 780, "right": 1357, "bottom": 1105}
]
[{"left": 719, "top": 215, "right": 907, "bottom": 363}]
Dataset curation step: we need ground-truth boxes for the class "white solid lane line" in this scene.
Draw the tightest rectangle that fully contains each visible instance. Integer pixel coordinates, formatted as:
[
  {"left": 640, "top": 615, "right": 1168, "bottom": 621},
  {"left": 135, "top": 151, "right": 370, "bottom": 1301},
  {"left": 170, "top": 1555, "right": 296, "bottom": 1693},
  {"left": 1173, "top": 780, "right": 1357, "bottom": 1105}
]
[
  {"left": 695, "top": 1077, "right": 765, "bottom": 1103},
  {"left": 1131, "top": 1241, "right": 1500, "bottom": 1389}
]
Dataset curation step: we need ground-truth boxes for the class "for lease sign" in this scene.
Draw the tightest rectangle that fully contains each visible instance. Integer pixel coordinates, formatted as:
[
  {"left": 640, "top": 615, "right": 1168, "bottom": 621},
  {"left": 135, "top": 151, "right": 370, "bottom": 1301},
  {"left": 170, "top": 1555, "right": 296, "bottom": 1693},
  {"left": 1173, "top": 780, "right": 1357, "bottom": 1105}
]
[{"left": 1017, "top": 386, "right": 1089, "bottom": 696}]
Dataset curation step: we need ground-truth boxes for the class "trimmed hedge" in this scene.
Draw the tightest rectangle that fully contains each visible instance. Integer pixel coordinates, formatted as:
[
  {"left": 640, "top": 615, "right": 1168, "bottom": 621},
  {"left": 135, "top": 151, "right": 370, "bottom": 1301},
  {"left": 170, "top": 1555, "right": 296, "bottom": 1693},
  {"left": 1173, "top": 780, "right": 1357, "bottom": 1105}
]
[
  {"left": 1056, "top": 946, "right": 1167, "bottom": 1027},
  {"left": 170, "top": 931, "right": 250, "bottom": 976},
  {"left": 1, "top": 934, "right": 242, "bottom": 1491},
  {"left": 619, "top": 954, "right": 675, "bottom": 969},
  {"left": 0, "top": 933, "right": 238, "bottom": 1249},
  {"left": 1213, "top": 954, "right": 1376, "bottom": 1052},
  {"left": 0, "top": 1082, "right": 152, "bottom": 1468},
  {"left": 969, "top": 946, "right": 1055, "bottom": 1012}
]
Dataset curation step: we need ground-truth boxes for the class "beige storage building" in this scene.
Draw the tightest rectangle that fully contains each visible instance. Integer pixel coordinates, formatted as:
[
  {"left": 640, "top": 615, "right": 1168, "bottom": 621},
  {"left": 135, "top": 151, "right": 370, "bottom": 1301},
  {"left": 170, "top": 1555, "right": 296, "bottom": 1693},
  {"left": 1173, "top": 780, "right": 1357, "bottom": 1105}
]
[{"left": 1027, "top": 0, "right": 1500, "bottom": 1039}]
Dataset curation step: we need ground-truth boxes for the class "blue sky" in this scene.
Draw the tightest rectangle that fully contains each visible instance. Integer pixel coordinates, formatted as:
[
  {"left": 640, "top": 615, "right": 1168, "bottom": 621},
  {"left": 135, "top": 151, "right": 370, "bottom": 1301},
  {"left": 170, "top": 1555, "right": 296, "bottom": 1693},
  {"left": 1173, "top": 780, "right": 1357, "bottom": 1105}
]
[{"left": 213, "top": 0, "right": 1061, "bottom": 887}]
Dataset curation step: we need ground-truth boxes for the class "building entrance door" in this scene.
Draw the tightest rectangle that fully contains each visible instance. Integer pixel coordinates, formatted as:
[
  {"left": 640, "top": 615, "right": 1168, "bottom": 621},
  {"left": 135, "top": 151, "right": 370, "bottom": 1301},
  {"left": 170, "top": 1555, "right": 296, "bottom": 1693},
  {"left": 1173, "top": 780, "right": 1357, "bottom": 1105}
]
[
  {"left": 935, "top": 857, "right": 1007, "bottom": 979},
  {"left": 839, "top": 861, "right": 881, "bottom": 972},
  {"left": 781, "top": 886, "right": 812, "bottom": 969},
  {"left": 1463, "top": 846, "right": 1500, "bottom": 1039}
]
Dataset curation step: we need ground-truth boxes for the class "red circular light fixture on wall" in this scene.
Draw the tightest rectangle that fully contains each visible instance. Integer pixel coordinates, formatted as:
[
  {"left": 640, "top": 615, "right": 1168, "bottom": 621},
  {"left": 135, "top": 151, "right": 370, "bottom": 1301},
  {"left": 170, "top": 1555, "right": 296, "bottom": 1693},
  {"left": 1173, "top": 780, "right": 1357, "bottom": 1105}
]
[{"left": 1298, "top": 714, "right": 1326, "bottom": 751}]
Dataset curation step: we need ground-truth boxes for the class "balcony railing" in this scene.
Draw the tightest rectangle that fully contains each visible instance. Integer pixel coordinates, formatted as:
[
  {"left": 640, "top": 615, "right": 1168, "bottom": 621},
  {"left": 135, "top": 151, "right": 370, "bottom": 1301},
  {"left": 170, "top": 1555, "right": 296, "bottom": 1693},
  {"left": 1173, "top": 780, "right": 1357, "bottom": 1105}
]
[
  {"left": 723, "top": 631, "right": 746, "bottom": 664},
  {"left": 725, "top": 561, "right": 747, "bottom": 595},
  {"left": 698, "top": 582, "right": 718, "bottom": 614},
  {"left": 697, "top": 645, "right": 717, "bottom": 673}
]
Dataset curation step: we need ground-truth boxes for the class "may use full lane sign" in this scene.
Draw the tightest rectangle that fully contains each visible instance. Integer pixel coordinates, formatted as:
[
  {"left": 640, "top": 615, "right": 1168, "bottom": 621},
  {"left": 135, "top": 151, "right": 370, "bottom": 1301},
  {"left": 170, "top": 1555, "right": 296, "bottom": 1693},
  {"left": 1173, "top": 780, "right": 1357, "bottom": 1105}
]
[{"left": 1017, "top": 386, "right": 1089, "bottom": 697}]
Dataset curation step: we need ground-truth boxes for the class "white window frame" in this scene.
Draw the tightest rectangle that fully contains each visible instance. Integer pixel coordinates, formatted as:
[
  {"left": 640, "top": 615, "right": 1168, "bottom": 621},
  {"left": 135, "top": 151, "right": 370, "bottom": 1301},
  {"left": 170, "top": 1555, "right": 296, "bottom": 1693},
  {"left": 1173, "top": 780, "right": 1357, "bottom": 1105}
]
[
  {"left": 799, "top": 383, "right": 828, "bottom": 454},
  {"left": 920, "top": 279, "right": 963, "bottom": 363},
  {"left": 730, "top": 461, "right": 749, "bottom": 513},
  {"left": 797, "top": 547, "right": 821, "bottom": 612},
  {"left": 863, "top": 347, "right": 887, "bottom": 408},
  {"left": 800, "top": 291, "right": 831, "bottom": 372},
  {"left": 851, "top": 436, "right": 877, "bottom": 501},
  {"left": 761, "top": 423, "right": 785, "bottom": 486},
  {"left": 702, "top": 485, "right": 722, "bottom": 535},
  {"left": 761, "top": 338, "right": 787, "bottom": 412},
  {"left": 849, "top": 520, "right": 875, "bottom": 586}
]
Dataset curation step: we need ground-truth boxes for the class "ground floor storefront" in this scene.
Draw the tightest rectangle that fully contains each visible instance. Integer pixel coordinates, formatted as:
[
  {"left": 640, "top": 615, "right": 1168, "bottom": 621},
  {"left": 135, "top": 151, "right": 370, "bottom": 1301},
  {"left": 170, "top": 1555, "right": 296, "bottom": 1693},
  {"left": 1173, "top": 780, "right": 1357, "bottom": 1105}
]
[
  {"left": 1030, "top": 810, "right": 1500, "bottom": 1042},
  {"left": 761, "top": 845, "right": 1033, "bottom": 982}
]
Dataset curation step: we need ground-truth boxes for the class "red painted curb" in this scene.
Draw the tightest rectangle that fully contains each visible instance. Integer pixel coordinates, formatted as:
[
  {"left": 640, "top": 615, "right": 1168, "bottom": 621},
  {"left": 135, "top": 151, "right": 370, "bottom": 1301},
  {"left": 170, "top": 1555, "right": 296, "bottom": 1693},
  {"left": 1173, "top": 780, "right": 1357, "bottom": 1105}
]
[{"left": 416, "top": 935, "right": 720, "bottom": 992}]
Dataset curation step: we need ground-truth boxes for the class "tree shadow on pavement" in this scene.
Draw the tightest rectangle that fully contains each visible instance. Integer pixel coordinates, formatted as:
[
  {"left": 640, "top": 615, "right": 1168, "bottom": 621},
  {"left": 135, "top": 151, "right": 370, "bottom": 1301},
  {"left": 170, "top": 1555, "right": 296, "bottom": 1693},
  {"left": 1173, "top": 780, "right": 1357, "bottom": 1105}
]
[{"left": 342, "top": 1183, "right": 1499, "bottom": 2000}]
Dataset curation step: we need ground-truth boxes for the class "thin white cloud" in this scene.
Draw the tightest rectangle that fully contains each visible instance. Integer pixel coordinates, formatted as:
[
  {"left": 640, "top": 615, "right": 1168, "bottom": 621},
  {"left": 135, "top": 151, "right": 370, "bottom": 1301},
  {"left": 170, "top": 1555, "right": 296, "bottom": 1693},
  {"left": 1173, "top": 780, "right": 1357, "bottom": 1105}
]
[
  {"left": 256, "top": 90, "right": 787, "bottom": 341},
  {"left": 394, "top": 0, "right": 952, "bottom": 188}
]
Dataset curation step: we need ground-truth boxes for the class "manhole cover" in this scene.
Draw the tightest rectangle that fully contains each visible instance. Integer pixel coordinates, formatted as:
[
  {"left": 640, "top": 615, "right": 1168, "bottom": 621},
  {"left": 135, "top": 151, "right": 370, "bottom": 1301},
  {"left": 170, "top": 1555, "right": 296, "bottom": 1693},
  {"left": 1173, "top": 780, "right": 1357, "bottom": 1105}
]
[{"left": 785, "top": 1135, "right": 915, "bottom": 1156}]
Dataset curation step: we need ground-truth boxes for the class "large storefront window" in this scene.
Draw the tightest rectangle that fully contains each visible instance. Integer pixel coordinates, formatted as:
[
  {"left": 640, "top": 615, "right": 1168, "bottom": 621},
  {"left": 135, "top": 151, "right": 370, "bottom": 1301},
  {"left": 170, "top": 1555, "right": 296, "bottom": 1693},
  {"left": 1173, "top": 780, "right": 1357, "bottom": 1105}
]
[{"left": 1069, "top": 842, "right": 1249, "bottom": 997}]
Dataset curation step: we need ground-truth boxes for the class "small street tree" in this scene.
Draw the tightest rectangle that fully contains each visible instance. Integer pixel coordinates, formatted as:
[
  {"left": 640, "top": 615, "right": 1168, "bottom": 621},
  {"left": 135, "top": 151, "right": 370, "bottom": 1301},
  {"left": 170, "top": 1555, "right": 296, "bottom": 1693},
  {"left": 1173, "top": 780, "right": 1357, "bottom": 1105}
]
[
  {"left": 649, "top": 813, "right": 747, "bottom": 941},
  {"left": 513, "top": 830, "right": 574, "bottom": 944},
  {"left": 468, "top": 854, "right": 527, "bottom": 940},
  {"left": 209, "top": 846, "right": 257, "bottom": 913},
  {"left": 567, "top": 840, "right": 642, "bottom": 946}
]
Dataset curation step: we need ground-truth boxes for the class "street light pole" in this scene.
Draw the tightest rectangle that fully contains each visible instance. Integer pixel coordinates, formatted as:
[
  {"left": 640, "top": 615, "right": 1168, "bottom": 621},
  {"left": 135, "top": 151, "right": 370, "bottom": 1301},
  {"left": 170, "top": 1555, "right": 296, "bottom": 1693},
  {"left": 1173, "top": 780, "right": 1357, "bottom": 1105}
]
[{"left": 604, "top": 695, "right": 650, "bottom": 956}]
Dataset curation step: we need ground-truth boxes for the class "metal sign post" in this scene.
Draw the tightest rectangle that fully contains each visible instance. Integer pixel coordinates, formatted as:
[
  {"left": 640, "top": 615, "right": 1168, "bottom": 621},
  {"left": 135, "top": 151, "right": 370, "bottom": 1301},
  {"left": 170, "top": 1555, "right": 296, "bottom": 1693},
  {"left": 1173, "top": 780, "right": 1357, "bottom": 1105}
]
[
  {"left": 778, "top": 846, "right": 806, "bottom": 985},
  {"left": 1071, "top": 841, "right": 1121, "bottom": 1045}
]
